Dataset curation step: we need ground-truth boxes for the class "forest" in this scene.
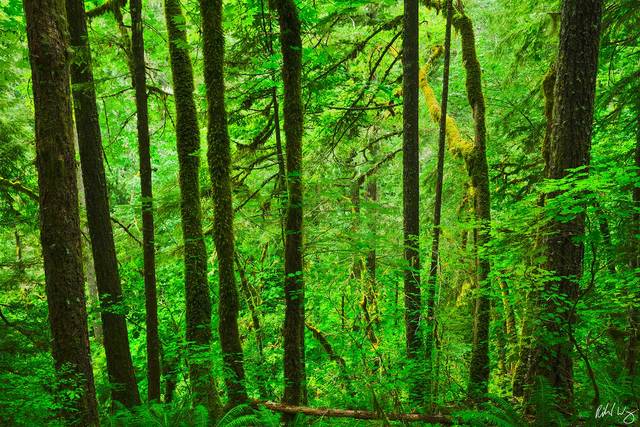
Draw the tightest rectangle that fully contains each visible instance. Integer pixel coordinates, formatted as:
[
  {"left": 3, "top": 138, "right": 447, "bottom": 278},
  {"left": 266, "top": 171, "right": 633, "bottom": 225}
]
[{"left": 0, "top": 0, "right": 638, "bottom": 424}]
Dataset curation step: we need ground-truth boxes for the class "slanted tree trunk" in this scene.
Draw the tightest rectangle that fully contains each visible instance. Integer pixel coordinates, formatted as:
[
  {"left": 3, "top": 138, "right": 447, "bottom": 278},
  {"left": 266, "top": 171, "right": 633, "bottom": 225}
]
[
  {"left": 402, "top": 0, "right": 421, "bottom": 365},
  {"left": 199, "top": 0, "right": 248, "bottom": 407},
  {"left": 67, "top": 0, "right": 140, "bottom": 408},
  {"left": 164, "top": 0, "right": 222, "bottom": 415},
  {"left": 530, "top": 0, "right": 602, "bottom": 411},
  {"left": 425, "top": 0, "right": 453, "bottom": 407},
  {"left": 130, "top": 0, "right": 161, "bottom": 401},
  {"left": 23, "top": 0, "right": 99, "bottom": 422},
  {"left": 274, "top": 0, "right": 306, "bottom": 413}
]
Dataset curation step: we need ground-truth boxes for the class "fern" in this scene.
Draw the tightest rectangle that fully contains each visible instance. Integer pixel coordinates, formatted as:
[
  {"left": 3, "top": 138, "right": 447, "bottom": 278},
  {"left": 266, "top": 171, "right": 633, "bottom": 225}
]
[{"left": 215, "top": 404, "right": 280, "bottom": 427}]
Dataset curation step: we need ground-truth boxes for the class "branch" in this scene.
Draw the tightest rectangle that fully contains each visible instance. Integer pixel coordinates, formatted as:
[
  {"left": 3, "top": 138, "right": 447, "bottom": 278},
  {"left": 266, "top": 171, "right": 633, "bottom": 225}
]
[
  {"left": 0, "top": 176, "right": 38, "bottom": 202},
  {"left": 308, "top": 15, "right": 403, "bottom": 84},
  {"left": 0, "top": 306, "right": 48, "bottom": 350},
  {"left": 355, "top": 147, "right": 402, "bottom": 186},
  {"left": 110, "top": 216, "right": 143, "bottom": 246},
  {"left": 328, "top": 103, "right": 401, "bottom": 111},
  {"left": 86, "top": 0, "right": 126, "bottom": 19},
  {"left": 255, "top": 401, "right": 453, "bottom": 424},
  {"left": 305, "top": 322, "right": 346, "bottom": 367},
  {"left": 419, "top": 48, "right": 473, "bottom": 159}
]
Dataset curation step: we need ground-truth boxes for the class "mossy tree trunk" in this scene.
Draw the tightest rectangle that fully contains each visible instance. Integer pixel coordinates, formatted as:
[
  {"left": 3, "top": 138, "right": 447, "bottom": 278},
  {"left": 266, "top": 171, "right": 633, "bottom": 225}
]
[
  {"left": 163, "top": 0, "right": 223, "bottom": 416},
  {"left": 274, "top": 0, "right": 306, "bottom": 414},
  {"left": 23, "top": 0, "right": 99, "bottom": 422},
  {"left": 425, "top": 0, "right": 453, "bottom": 408},
  {"left": 626, "top": 109, "right": 640, "bottom": 377},
  {"left": 530, "top": 0, "right": 602, "bottom": 412},
  {"left": 454, "top": 12, "right": 492, "bottom": 401},
  {"left": 130, "top": 0, "right": 161, "bottom": 401},
  {"left": 199, "top": 0, "right": 248, "bottom": 407},
  {"left": 67, "top": 0, "right": 141, "bottom": 408},
  {"left": 402, "top": 0, "right": 422, "bottom": 366}
]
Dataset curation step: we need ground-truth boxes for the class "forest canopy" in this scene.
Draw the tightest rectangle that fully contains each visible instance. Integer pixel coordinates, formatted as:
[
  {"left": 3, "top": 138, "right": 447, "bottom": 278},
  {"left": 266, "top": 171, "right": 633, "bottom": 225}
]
[{"left": 0, "top": 0, "right": 638, "bottom": 425}]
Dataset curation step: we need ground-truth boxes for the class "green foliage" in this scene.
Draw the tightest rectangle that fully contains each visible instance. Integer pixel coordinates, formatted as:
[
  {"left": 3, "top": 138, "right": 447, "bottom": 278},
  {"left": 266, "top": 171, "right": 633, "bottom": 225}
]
[{"left": 1, "top": 0, "right": 638, "bottom": 424}]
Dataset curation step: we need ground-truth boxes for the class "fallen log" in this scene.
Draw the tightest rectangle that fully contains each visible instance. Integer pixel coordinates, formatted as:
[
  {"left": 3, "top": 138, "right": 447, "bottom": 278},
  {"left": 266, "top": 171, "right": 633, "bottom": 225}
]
[{"left": 254, "top": 401, "right": 453, "bottom": 424}]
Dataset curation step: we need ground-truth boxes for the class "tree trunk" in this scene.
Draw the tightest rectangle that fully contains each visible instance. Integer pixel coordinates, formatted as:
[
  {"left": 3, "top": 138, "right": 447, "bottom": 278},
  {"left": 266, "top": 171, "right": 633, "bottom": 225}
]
[
  {"left": 23, "top": 0, "right": 99, "bottom": 422},
  {"left": 77, "top": 180, "right": 102, "bottom": 345},
  {"left": 455, "top": 11, "right": 492, "bottom": 400},
  {"left": 530, "top": 0, "right": 602, "bottom": 412},
  {"left": 274, "top": 0, "right": 306, "bottom": 412},
  {"left": 402, "top": 0, "right": 421, "bottom": 365},
  {"left": 255, "top": 401, "right": 453, "bottom": 424},
  {"left": 164, "top": 0, "right": 222, "bottom": 415},
  {"left": 364, "top": 174, "right": 379, "bottom": 330},
  {"left": 513, "top": 63, "right": 556, "bottom": 398},
  {"left": 67, "top": 0, "right": 140, "bottom": 407},
  {"left": 199, "top": 0, "right": 248, "bottom": 407},
  {"left": 626, "top": 110, "right": 640, "bottom": 377},
  {"left": 130, "top": 0, "right": 161, "bottom": 402},
  {"left": 425, "top": 0, "right": 452, "bottom": 407}
]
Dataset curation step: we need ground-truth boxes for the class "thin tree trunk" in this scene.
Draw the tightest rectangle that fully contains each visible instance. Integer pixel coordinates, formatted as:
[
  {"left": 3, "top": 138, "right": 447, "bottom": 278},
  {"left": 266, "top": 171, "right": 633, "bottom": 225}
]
[
  {"left": 23, "top": 0, "right": 99, "bottom": 421},
  {"left": 530, "top": 0, "right": 602, "bottom": 412},
  {"left": 402, "top": 0, "right": 421, "bottom": 365},
  {"left": 425, "top": 0, "right": 452, "bottom": 407},
  {"left": 364, "top": 174, "right": 379, "bottom": 330},
  {"left": 78, "top": 193, "right": 102, "bottom": 345},
  {"left": 67, "top": 0, "right": 140, "bottom": 407},
  {"left": 236, "top": 255, "right": 269, "bottom": 399},
  {"left": 164, "top": 0, "right": 222, "bottom": 415},
  {"left": 130, "top": 0, "right": 161, "bottom": 401},
  {"left": 199, "top": 0, "right": 248, "bottom": 407},
  {"left": 274, "top": 0, "right": 306, "bottom": 413},
  {"left": 15, "top": 231, "right": 25, "bottom": 274}
]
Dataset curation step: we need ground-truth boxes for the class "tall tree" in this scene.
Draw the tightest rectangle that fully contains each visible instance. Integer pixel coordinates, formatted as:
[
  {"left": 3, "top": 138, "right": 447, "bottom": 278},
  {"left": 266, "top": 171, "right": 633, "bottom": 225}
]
[
  {"left": 130, "top": 0, "right": 161, "bottom": 401},
  {"left": 402, "top": 0, "right": 421, "bottom": 367},
  {"left": 164, "top": 0, "right": 222, "bottom": 415},
  {"left": 425, "top": 0, "right": 453, "bottom": 406},
  {"left": 627, "top": 110, "right": 640, "bottom": 377},
  {"left": 274, "top": 0, "right": 306, "bottom": 411},
  {"left": 67, "top": 0, "right": 140, "bottom": 408},
  {"left": 199, "top": 0, "right": 248, "bottom": 407},
  {"left": 456, "top": 11, "right": 492, "bottom": 400},
  {"left": 23, "top": 0, "right": 99, "bottom": 422},
  {"left": 512, "top": 62, "right": 556, "bottom": 398},
  {"left": 530, "top": 0, "right": 603, "bottom": 410}
]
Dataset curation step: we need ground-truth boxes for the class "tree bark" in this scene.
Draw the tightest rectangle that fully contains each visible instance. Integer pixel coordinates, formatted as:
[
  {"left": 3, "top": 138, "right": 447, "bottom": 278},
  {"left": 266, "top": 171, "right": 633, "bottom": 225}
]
[
  {"left": 130, "top": 0, "right": 161, "bottom": 401},
  {"left": 626, "top": 110, "right": 640, "bottom": 377},
  {"left": 402, "top": 0, "right": 422, "bottom": 365},
  {"left": 67, "top": 0, "right": 140, "bottom": 408},
  {"left": 530, "top": 0, "right": 602, "bottom": 411},
  {"left": 164, "top": 0, "right": 222, "bottom": 415},
  {"left": 274, "top": 0, "right": 306, "bottom": 413},
  {"left": 425, "top": 0, "right": 453, "bottom": 407},
  {"left": 23, "top": 0, "right": 99, "bottom": 422},
  {"left": 199, "top": 0, "right": 248, "bottom": 407}
]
